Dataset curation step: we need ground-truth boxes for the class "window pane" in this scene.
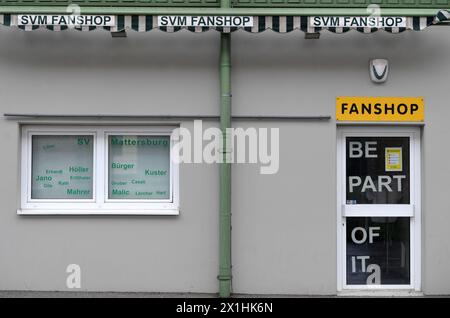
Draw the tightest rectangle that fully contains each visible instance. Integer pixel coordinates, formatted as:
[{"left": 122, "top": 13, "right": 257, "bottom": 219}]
[
  {"left": 31, "top": 135, "right": 94, "bottom": 199},
  {"left": 346, "top": 217, "right": 410, "bottom": 285},
  {"left": 346, "top": 137, "right": 410, "bottom": 204},
  {"left": 108, "top": 135, "right": 170, "bottom": 200}
]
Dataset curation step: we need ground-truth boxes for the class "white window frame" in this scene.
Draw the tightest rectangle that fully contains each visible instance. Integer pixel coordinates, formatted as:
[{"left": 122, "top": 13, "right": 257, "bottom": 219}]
[
  {"left": 337, "top": 126, "right": 421, "bottom": 291},
  {"left": 20, "top": 125, "right": 179, "bottom": 215}
]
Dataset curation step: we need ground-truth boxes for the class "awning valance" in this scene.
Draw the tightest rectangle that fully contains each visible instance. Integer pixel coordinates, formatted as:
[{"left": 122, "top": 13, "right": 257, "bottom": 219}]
[{"left": 0, "top": 11, "right": 449, "bottom": 34}]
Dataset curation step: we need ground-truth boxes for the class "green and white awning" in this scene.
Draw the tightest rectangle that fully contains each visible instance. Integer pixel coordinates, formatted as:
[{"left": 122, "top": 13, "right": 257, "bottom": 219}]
[
  {"left": 0, "top": 11, "right": 449, "bottom": 34},
  {"left": 436, "top": 9, "right": 450, "bottom": 22}
]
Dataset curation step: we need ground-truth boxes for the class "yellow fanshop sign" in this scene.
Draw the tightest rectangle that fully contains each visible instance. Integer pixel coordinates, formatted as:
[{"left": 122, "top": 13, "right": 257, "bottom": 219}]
[{"left": 336, "top": 97, "right": 424, "bottom": 121}]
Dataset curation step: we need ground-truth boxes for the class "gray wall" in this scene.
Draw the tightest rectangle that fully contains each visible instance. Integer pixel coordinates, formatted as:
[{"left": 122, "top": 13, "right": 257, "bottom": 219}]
[{"left": 0, "top": 26, "right": 449, "bottom": 295}]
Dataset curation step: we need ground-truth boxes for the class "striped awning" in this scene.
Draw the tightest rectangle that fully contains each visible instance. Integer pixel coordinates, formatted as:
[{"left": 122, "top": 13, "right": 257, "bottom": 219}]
[{"left": 0, "top": 11, "right": 449, "bottom": 34}]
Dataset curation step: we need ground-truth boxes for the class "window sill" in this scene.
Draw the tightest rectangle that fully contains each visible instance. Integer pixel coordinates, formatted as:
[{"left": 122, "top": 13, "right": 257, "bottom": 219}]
[
  {"left": 338, "top": 290, "right": 423, "bottom": 297},
  {"left": 17, "top": 209, "right": 179, "bottom": 216}
]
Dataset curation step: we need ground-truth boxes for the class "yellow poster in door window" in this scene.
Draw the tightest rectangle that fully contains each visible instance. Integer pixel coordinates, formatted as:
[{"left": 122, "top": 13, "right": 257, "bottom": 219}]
[{"left": 385, "top": 147, "right": 402, "bottom": 172}]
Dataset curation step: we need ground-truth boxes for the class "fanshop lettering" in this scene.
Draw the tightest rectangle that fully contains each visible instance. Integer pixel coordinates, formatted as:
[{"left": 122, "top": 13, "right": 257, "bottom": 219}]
[
  {"left": 311, "top": 16, "right": 405, "bottom": 28},
  {"left": 158, "top": 16, "right": 253, "bottom": 27},
  {"left": 18, "top": 15, "right": 114, "bottom": 26},
  {"left": 341, "top": 102, "right": 419, "bottom": 116}
]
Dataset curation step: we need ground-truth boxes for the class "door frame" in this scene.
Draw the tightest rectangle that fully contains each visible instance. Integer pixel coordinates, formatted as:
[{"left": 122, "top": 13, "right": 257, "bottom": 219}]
[{"left": 336, "top": 126, "right": 421, "bottom": 291}]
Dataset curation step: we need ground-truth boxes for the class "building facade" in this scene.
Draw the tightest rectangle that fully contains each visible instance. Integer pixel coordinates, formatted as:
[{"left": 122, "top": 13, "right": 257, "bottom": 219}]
[{"left": 0, "top": 1, "right": 449, "bottom": 296}]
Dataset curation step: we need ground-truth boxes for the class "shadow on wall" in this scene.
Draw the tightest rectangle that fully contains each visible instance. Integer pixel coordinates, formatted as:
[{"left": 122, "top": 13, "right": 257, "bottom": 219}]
[
  {"left": 232, "top": 27, "right": 448, "bottom": 73},
  {"left": 0, "top": 28, "right": 220, "bottom": 70},
  {"left": 0, "top": 27, "right": 448, "bottom": 72}
]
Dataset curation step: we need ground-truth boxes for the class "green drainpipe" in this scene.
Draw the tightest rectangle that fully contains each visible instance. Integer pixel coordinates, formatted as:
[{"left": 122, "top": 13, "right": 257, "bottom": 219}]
[{"left": 218, "top": 5, "right": 232, "bottom": 297}]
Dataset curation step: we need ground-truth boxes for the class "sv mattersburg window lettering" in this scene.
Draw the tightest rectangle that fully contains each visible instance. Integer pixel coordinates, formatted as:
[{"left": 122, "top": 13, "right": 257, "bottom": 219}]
[
  {"left": 107, "top": 135, "right": 171, "bottom": 200},
  {"left": 20, "top": 126, "right": 179, "bottom": 215}
]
